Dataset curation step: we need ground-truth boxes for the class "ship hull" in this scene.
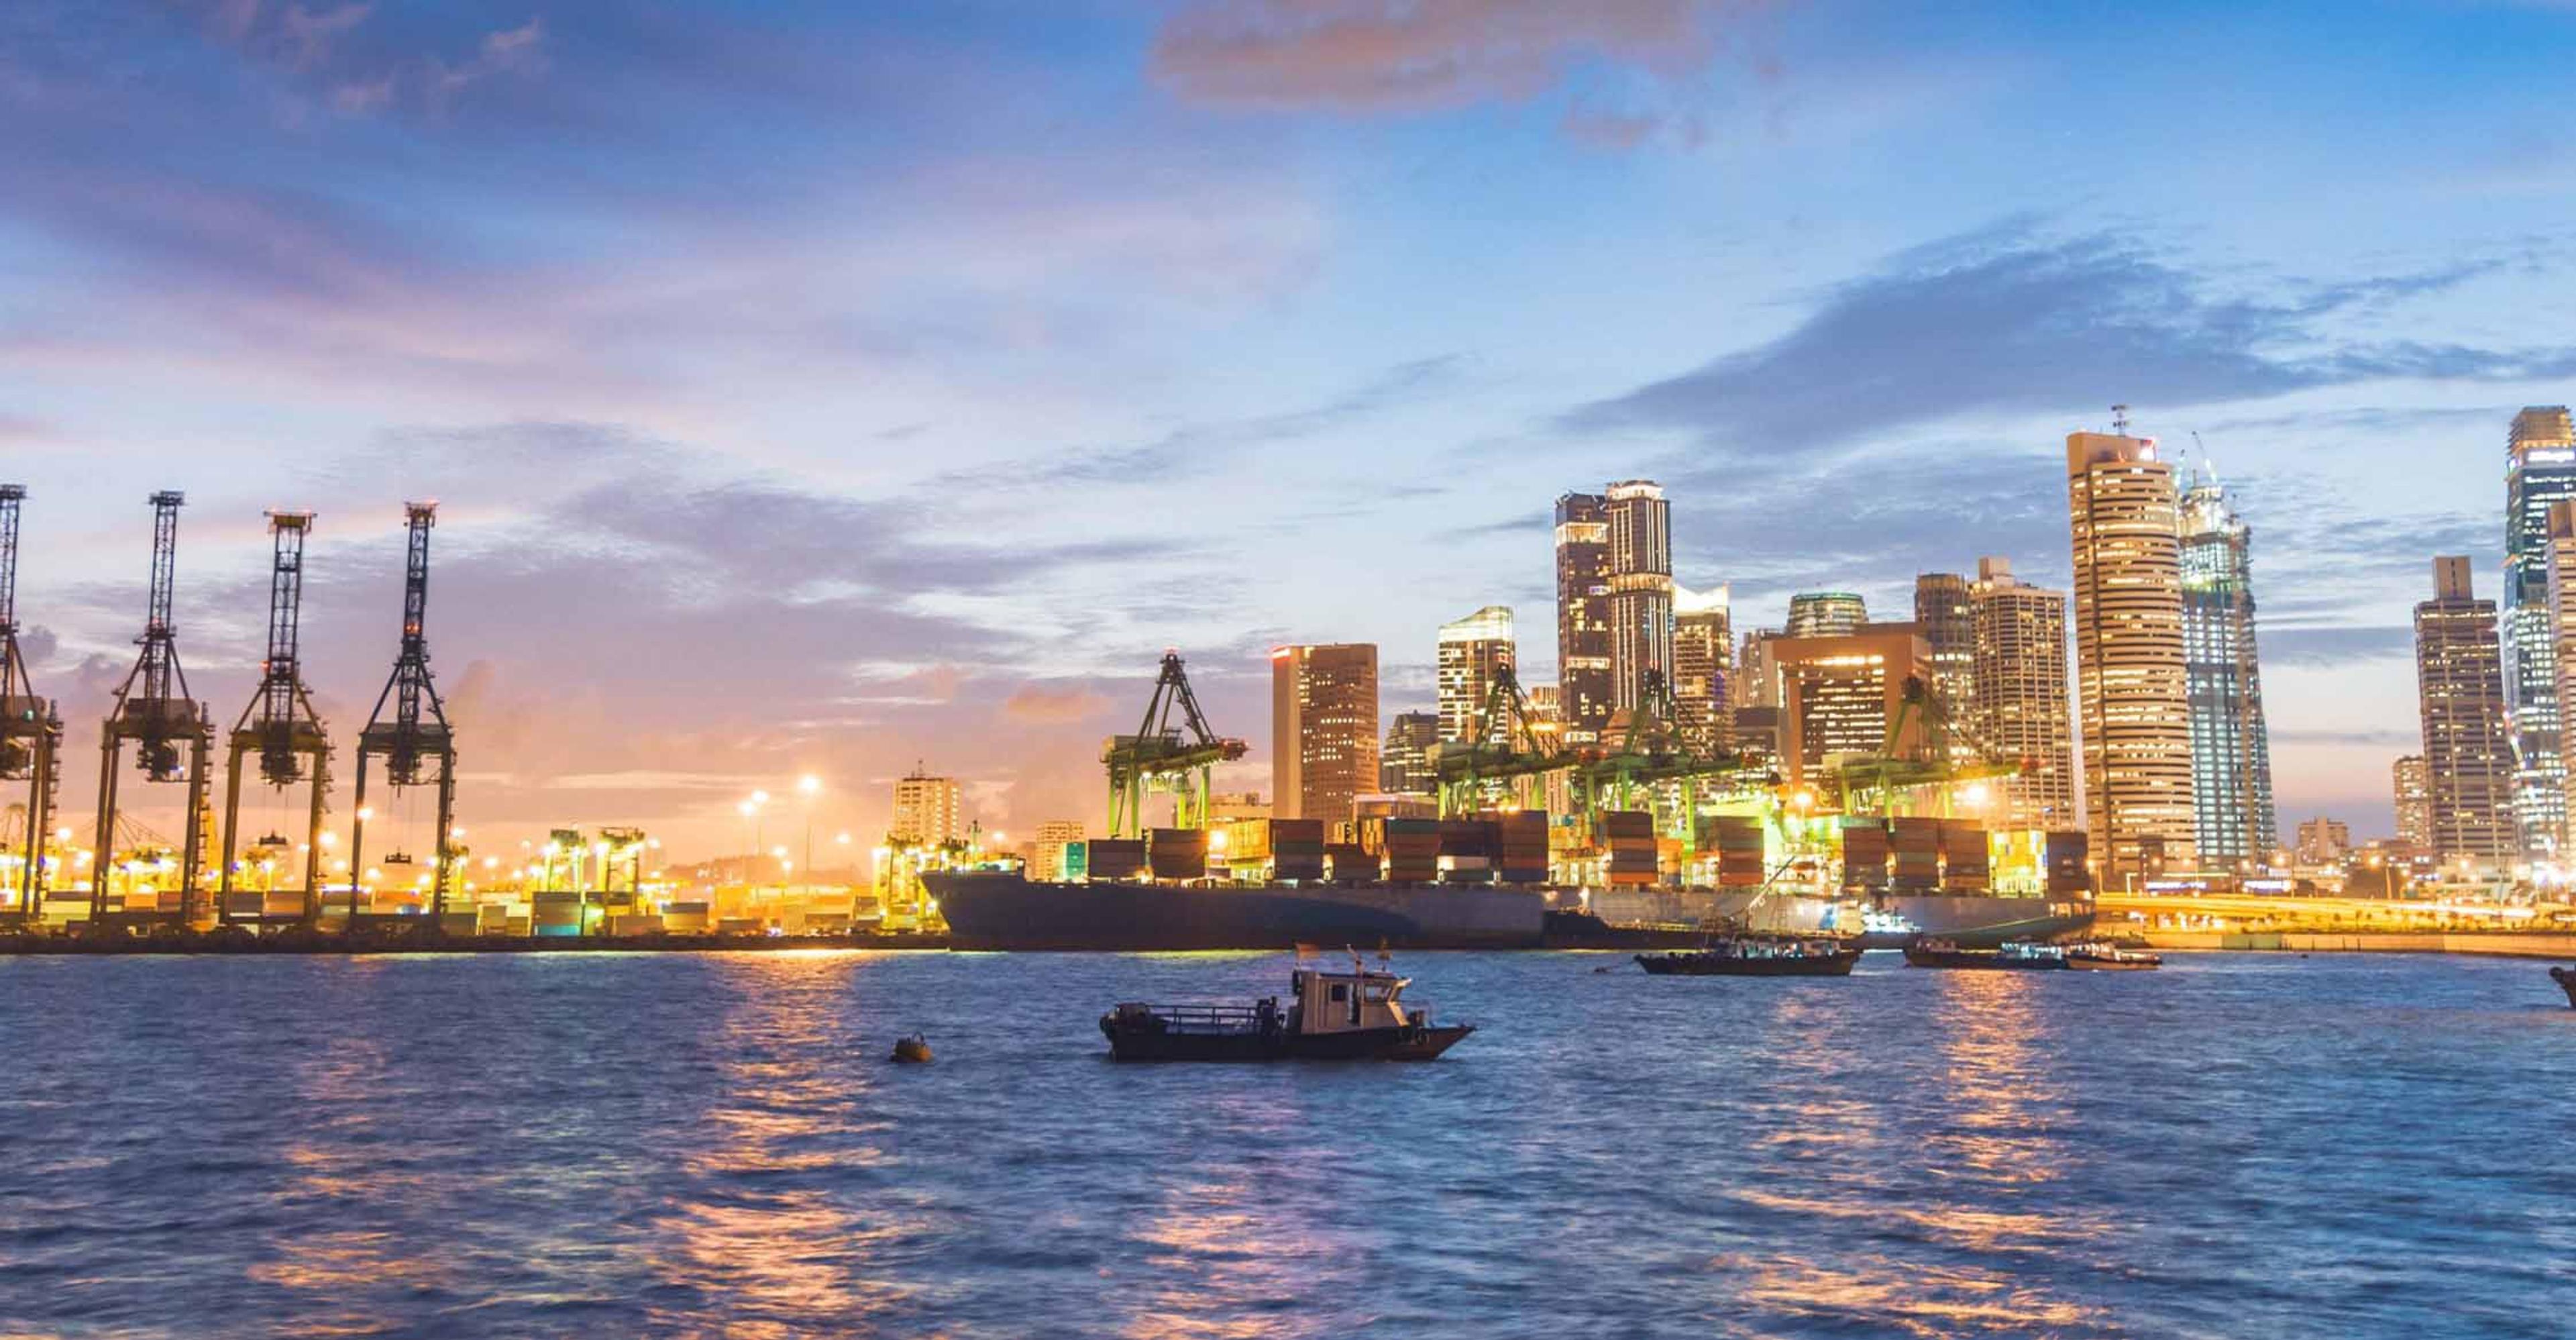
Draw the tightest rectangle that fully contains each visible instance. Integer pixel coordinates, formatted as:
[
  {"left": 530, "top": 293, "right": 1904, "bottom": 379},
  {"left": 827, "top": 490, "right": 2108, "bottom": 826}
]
[
  {"left": 1635, "top": 948, "right": 1860, "bottom": 977},
  {"left": 927, "top": 872, "right": 1546, "bottom": 951},
  {"left": 2551, "top": 966, "right": 2576, "bottom": 1008},
  {"left": 1099, "top": 1019, "right": 1474, "bottom": 1062}
]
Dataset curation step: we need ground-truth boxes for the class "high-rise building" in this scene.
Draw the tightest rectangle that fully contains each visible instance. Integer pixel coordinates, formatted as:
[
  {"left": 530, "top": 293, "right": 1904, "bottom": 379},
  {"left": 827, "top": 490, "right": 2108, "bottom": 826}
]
[
  {"left": 890, "top": 770, "right": 965, "bottom": 849},
  {"left": 1604, "top": 480, "right": 1675, "bottom": 717},
  {"left": 2294, "top": 817, "right": 2351, "bottom": 866},
  {"left": 1768, "top": 627, "right": 1933, "bottom": 789},
  {"left": 1031, "top": 819, "right": 1085, "bottom": 881},
  {"left": 1671, "top": 584, "right": 1731, "bottom": 754},
  {"left": 1786, "top": 591, "right": 1869, "bottom": 639},
  {"left": 1270, "top": 643, "right": 1379, "bottom": 825},
  {"left": 1913, "top": 573, "right": 1975, "bottom": 754},
  {"left": 2547, "top": 499, "right": 2576, "bottom": 854},
  {"left": 2392, "top": 754, "right": 2432, "bottom": 854},
  {"left": 1968, "top": 556, "right": 2076, "bottom": 832},
  {"left": 2502, "top": 407, "right": 2576, "bottom": 858},
  {"left": 2413, "top": 556, "right": 2516, "bottom": 870},
  {"left": 1735, "top": 629, "right": 1782, "bottom": 709},
  {"left": 1437, "top": 605, "right": 1517, "bottom": 748},
  {"left": 2179, "top": 470, "right": 2279, "bottom": 868},
  {"left": 2068, "top": 429, "right": 2197, "bottom": 882},
  {"left": 1553, "top": 493, "right": 1613, "bottom": 744},
  {"left": 1379, "top": 711, "right": 1441, "bottom": 794}
]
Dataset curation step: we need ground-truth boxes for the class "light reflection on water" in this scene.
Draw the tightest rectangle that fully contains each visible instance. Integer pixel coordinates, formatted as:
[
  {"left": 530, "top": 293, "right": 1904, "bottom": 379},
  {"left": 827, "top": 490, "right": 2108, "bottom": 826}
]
[{"left": 1, "top": 949, "right": 2570, "bottom": 1337}]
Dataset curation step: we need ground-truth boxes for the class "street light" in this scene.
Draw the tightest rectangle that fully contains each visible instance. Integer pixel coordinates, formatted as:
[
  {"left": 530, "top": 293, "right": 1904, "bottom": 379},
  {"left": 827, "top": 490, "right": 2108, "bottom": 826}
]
[{"left": 798, "top": 774, "right": 822, "bottom": 898}]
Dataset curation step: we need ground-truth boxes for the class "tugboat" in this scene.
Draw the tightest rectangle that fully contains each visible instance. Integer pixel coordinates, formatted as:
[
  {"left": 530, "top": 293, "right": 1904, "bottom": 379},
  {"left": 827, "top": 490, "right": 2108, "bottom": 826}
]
[
  {"left": 1635, "top": 935, "right": 1862, "bottom": 977},
  {"left": 1099, "top": 954, "right": 1474, "bottom": 1062},
  {"left": 2063, "top": 941, "right": 2162, "bottom": 970},
  {"left": 2551, "top": 966, "right": 2576, "bottom": 1009},
  {"left": 1902, "top": 937, "right": 2070, "bottom": 970},
  {"left": 890, "top": 1033, "right": 933, "bottom": 1063}
]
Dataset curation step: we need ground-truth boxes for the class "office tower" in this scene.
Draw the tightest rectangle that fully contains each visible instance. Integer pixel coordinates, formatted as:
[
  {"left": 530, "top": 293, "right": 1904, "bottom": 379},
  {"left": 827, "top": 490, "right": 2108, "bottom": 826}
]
[
  {"left": 1671, "top": 584, "right": 1732, "bottom": 754},
  {"left": 1270, "top": 643, "right": 1379, "bottom": 825},
  {"left": 1437, "top": 605, "right": 1517, "bottom": 748},
  {"left": 2294, "top": 818, "right": 2351, "bottom": 866},
  {"left": 2068, "top": 429, "right": 2197, "bottom": 881},
  {"left": 1786, "top": 591, "right": 1869, "bottom": 638},
  {"left": 1914, "top": 572, "right": 1976, "bottom": 757},
  {"left": 1735, "top": 629, "right": 1782, "bottom": 709},
  {"left": 1379, "top": 711, "right": 1442, "bottom": 794},
  {"left": 1767, "top": 627, "right": 1933, "bottom": 789},
  {"left": 1968, "top": 556, "right": 2076, "bottom": 831},
  {"left": 2413, "top": 557, "right": 2516, "bottom": 869},
  {"left": 2178, "top": 471, "right": 2279, "bottom": 868},
  {"left": 890, "top": 770, "right": 965, "bottom": 849},
  {"left": 1553, "top": 493, "right": 1613, "bottom": 744},
  {"left": 2548, "top": 499, "right": 2576, "bottom": 854},
  {"left": 1604, "top": 480, "right": 1675, "bottom": 717},
  {"left": 1031, "top": 819, "right": 1085, "bottom": 881},
  {"left": 2392, "top": 754, "right": 2432, "bottom": 854},
  {"left": 2503, "top": 407, "right": 2576, "bottom": 858}
]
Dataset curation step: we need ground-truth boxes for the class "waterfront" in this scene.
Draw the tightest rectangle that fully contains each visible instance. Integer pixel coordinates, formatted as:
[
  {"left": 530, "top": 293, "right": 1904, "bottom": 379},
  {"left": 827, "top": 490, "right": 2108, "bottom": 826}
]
[{"left": 3, "top": 951, "right": 2571, "bottom": 1337}]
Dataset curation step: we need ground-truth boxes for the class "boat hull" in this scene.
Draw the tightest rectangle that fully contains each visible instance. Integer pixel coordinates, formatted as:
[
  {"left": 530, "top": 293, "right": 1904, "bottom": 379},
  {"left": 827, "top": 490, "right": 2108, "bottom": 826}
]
[
  {"left": 1635, "top": 949, "right": 1860, "bottom": 976},
  {"left": 1903, "top": 947, "right": 2065, "bottom": 971},
  {"left": 928, "top": 871, "right": 1545, "bottom": 951},
  {"left": 2552, "top": 966, "right": 2576, "bottom": 1008},
  {"left": 1099, "top": 1019, "right": 1474, "bottom": 1062}
]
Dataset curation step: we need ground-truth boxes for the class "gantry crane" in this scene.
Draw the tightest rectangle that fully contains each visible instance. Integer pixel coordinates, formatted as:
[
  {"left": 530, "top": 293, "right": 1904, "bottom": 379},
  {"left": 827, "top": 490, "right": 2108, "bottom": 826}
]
[
  {"left": 93, "top": 492, "right": 213, "bottom": 925},
  {"left": 0, "top": 485, "right": 63, "bottom": 921},
  {"left": 348, "top": 503, "right": 460, "bottom": 923},
  {"left": 1103, "top": 651, "right": 1245, "bottom": 838},
  {"left": 1432, "top": 664, "right": 1570, "bottom": 817},
  {"left": 1576, "top": 669, "right": 1752, "bottom": 839},
  {"left": 1829, "top": 674, "right": 2023, "bottom": 817},
  {"left": 217, "top": 511, "right": 331, "bottom": 927}
]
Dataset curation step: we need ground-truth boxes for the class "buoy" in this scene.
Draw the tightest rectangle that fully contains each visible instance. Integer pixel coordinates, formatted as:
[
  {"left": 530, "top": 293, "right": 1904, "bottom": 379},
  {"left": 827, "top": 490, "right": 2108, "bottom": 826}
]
[{"left": 891, "top": 1034, "right": 932, "bottom": 1064}]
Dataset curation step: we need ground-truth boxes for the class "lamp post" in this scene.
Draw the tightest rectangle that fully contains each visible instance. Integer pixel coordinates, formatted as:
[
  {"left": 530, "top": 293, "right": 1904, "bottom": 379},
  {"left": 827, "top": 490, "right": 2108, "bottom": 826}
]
[{"left": 798, "top": 774, "right": 821, "bottom": 898}]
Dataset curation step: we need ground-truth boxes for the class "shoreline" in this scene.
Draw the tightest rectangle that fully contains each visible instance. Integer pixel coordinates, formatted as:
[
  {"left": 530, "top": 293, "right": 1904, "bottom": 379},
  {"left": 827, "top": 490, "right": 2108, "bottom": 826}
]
[{"left": 2137, "top": 929, "right": 2576, "bottom": 960}]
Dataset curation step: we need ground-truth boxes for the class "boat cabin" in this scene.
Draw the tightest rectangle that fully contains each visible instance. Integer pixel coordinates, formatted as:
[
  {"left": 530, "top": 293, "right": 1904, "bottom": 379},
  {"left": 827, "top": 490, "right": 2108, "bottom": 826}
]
[{"left": 1289, "top": 966, "right": 1419, "bottom": 1035}]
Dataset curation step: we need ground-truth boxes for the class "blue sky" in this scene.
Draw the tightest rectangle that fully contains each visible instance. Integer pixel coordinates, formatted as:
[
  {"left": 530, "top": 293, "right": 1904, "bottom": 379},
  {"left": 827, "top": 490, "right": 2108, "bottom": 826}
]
[{"left": 5, "top": 0, "right": 2573, "bottom": 854}]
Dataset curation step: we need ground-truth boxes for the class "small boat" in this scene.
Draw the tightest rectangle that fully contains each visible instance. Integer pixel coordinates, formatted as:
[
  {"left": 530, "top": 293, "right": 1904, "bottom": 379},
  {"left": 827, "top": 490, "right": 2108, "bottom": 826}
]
[
  {"left": 1099, "top": 954, "right": 1472, "bottom": 1062},
  {"left": 1903, "top": 937, "right": 2070, "bottom": 970},
  {"left": 1635, "top": 935, "right": 1862, "bottom": 977},
  {"left": 2551, "top": 966, "right": 2576, "bottom": 1009},
  {"left": 2064, "top": 941, "right": 2162, "bottom": 971},
  {"left": 890, "top": 1033, "right": 932, "bottom": 1064}
]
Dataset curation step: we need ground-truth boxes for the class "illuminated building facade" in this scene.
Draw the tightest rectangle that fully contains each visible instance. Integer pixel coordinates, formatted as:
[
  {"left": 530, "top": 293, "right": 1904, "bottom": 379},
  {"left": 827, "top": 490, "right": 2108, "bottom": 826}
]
[
  {"left": 1379, "top": 711, "right": 1441, "bottom": 795},
  {"left": 890, "top": 771, "right": 965, "bottom": 849},
  {"left": 2413, "top": 556, "right": 2516, "bottom": 869},
  {"left": 2503, "top": 407, "right": 2576, "bottom": 858},
  {"left": 1914, "top": 572, "right": 1976, "bottom": 760},
  {"left": 2547, "top": 497, "right": 2576, "bottom": 856},
  {"left": 2068, "top": 429, "right": 2197, "bottom": 882},
  {"left": 1768, "top": 627, "right": 1932, "bottom": 789},
  {"left": 2392, "top": 754, "right": 2432, "bottom": 854},
  {"left": 1671, "top": 584, "right": 1731, "bottom": 754},
  {"left": 1734, "top": 629, "right": 1781, "bottom": 709},
  {"left": 1553, "top": 493, "right": 1613, "bottom": 744},
  {"left": 2179, "top": 471, "right": 2279, "bottom": 868},
  {"left": 1031, "top": 819, "right": 1085, "bottom": 881},
  {"left": 1605, "top": 480, "right": 1675, "bottom": 718},
  {"left": 1437, "top": 605, "right": 1517, "bottom": 748},
  {"left": 2294, "top": 817, "right": 2350, "bottom": 865},
  {"left": 1786, "top": 590, "right": 1868, "bottom": 639},
  {"left": 1968, "top": 556, "right": 2076, "bottom": 831},
  {"left": 1270, "top": 643, "right": 1379, "bottom": 825}
]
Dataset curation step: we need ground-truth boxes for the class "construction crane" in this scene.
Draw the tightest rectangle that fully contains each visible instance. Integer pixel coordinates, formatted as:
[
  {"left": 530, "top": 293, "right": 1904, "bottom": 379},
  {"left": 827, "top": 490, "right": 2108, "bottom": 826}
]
[
  {"left": 1103, "top": 651, "right": 1244, "bottom": 839},
  {"left": 349, "top": 503, "right": 460, "bottom": 923},
  {"left": 1432, "top": 664, "right": 1569, "bottom": 817},
  {"left": 93, "top": 491, "right": 213, "bottom": 925},
  {"left": 0, "top": 485, "right": 62, "bottom": 921},
  {"left": 1830, "top": 674, "right": 2022, "bottom": 817},
  {"left": 218, "top": 511, "right": 332, "bottom": 927},
  {"left": 1576, "top": 669, "right": 1751, "bottom": 837}
]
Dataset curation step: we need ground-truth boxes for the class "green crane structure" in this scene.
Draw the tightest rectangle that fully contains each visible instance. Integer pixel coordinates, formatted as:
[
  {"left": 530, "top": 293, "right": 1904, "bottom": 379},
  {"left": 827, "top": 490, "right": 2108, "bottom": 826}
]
[
  {"left": 1829, "top": 674, "right": 2022, "bottom": 818},
  {"left": 1104, "top": 652, "right": 1245, "bottom": 839},
  {"left": 1574, "top": 669, "right": 1756, "bottom": 842},
  {"left": 1432, "top": 665, "right": 1568, "bottom": 818}
]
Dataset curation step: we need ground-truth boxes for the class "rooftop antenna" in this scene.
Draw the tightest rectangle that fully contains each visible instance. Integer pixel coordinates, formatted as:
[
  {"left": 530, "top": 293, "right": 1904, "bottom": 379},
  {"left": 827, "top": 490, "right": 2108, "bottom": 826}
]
[
  {"left": 94, "top": 491, "right": 214, "bottom": 925},
  {"left": 2111, "top": 404, "right": 2132, "bottom": 435},
  {"left": 218, "top": 511, "right": 332, "bottom": 927},
  {"left": 350, "top": 503, "right": 460, "bottom": 925},
  {"left": 0, "top": 485, "right": 63, "bottom": 922}
]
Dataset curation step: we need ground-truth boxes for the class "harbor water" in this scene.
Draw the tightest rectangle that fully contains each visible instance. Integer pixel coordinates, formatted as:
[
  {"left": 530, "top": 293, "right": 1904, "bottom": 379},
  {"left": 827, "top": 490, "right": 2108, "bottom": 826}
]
[{"left": 3, "top": 950, "right": 2571, "bottom": 1337}]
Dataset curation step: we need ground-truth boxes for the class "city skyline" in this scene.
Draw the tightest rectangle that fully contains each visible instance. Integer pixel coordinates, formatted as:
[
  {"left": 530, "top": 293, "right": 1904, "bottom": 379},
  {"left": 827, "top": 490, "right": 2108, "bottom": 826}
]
[{"left": 9, "top": 2, "right": 2576, "bottom": 856}]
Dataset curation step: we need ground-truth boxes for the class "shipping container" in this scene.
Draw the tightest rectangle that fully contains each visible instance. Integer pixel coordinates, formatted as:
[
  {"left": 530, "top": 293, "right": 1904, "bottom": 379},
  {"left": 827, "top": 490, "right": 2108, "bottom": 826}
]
[{"left": 1147, "top": 828, "right": 1208, "bottom": 880}]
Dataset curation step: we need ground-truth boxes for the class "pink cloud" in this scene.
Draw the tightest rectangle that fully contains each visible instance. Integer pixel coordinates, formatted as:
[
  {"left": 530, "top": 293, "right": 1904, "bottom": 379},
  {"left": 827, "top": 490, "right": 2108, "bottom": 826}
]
[{"left": 1001, "top": 682, "right": 1114, "bottom": 725}]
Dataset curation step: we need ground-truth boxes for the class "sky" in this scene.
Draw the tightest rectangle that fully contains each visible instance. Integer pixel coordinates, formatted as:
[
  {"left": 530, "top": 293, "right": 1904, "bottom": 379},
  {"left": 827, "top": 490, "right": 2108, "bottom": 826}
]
[{"left": 6, "top": 0, "right": 2575, "bottom": 860}]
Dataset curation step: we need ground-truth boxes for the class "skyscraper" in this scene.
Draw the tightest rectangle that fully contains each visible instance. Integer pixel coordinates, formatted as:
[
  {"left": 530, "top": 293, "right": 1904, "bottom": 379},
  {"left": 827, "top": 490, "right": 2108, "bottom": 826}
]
[
  {"left": 1603, "top": 480, "right": 1674, "bottom": 717},
  {"left": 1913, "top": 573, "right": 1975, "bottom": 751},
  {"left": 2392, "top": 754, "right": 2432, "bottom": 855},
  {"left": 1552, "top": 493, "right": 1613, "bottom": 744},
  {"left": 1734, "top": 629, "right": 1781, "bottom": 709},
  {"left": 1671, "top": 584, "right": 1731, "bottom": 754},
  {"left": 1379, "top": 711, "right": 1441, "bottom": 794},
  {"left": 1786, "top": 591, "right": 1869, "bottom": 638},
  {"left": 1768, "top": 627, "right": 1933, "bottom": 789},
  {"left": 2068, "top": 429, "right": 2197, "bottom": 882},
  {"left": 1437, "top": 605, "right": 1517, "bottom": 748},
  {"left": 1270, "top": 643, "right": 1378, "bottom": 825},
  {"left": 2178, "top": 470, "right": 2279, "bottom": 868},
  {"left": 2503, "top": 407, "right": 2576, "bottom": 859},
  {"left": 2547, "top": 498, "right": 2576, "bottom": 856},
  {"left": 1968, "top": 556, "right": 2076, "bottom": 832},
  {"left": 2413, "top": 556, "right": 2515, "bottom": 870},
  {"left": 890, "top": 770, "right": 965, "bottom": 849}
]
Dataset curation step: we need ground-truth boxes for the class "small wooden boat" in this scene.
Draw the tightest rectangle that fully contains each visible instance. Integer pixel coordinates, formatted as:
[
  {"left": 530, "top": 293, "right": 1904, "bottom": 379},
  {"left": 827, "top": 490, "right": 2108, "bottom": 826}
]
[
  {"left": 1099, "top": 954, "right": 1472, "bottom": 1062},
  {"left": 890, "top": 1033, "right": 932, "bottom": 1063},
  {"left": 1635, "top": 935, "right": 1861, "bottom": 977},
  {"left": 2551, "top": 966, "right": 2576, "bottom": 1009}
]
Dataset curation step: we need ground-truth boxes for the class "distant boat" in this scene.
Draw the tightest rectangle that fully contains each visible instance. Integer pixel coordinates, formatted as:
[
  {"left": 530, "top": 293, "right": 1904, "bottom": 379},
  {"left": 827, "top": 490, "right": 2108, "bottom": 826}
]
[
  {"left": 1634, "top": 936, "right": 1861, "bottom": 977},
  {"left": 2551, "top": 966, "right": 2576, "bottom": 1009},
  {"left": 1904, "top": 937, "right": 2068, "bottom": 971},
  {"left": 1098, "top": 954, "right": 1472, "bottom": 1062},
  {"left": 891, "top": 1033, "right": 933, "bottom": 1064}
]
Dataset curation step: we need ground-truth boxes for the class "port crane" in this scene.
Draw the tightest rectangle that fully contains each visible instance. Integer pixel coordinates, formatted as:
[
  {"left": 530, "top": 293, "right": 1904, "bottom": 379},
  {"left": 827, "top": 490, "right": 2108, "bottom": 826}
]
[
  {"left": 0, "top": 485, "right": 62, "bottom": 921},
  {"left": 93, "top": 492, "right": 214, "bottom": 925},
  {"left": 217, "top": 511, "right": 332, "bottom": 927},
  {"left": 1104, "top": 651, "right": 1244, "bottom": 839},
  {"left": 1432, "top": 665, "right": 1569, "bottom": 818},
  {"left": 1575, "top": 670, "right": 1754, "bottom": 843},
  {"left": 1829, "top": 674, "right": 2022, "bottom": 817},
  {"left": 348, "top": 503, "right": 460, "bottom": 923}
]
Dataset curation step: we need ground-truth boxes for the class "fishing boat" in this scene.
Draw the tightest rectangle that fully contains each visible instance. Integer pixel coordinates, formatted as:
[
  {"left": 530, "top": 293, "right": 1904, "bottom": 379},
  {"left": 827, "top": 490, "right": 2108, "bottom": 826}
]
[
  {"left": 2064, "top": 941, "right": 2162, "bottom": 971},
  {"left": 2551, "top": 966, "right": 2576, "bottom": 1009},
  {"left": 1634, "top": 935, "right": 1862, "bottom": 977},
  {"left": 1098, "top": 954, "right": 1473, "bottom": 1062},
  {"left": 891, "top": 1033, "right": 933, "bottom": 1063},
  {"left": 1902, "top": 937, "right": 2070, "bottom": 970}
]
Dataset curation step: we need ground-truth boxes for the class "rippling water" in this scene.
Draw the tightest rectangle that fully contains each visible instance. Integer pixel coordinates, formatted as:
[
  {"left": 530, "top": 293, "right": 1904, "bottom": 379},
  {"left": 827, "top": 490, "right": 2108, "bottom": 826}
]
[{"left": 3, "top": 950, "right": 2571, "bottom": 1337}]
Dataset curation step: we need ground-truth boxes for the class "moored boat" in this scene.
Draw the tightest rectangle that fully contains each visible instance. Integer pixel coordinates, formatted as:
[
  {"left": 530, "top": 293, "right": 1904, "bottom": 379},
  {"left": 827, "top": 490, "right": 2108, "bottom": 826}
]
[
  {"left": 2551, "top": 966, "right": 2576, "bottom": 1009},
  {"left": 1635, "top": 936, "right": 1862, "bottom": 977},
  {"left": 2064, "top": 941, "right": 2162, "bottom": 971},
  {"left": 1098, "top": 955, "right": 1474, "bottom": 1062},
  {"left": 1902, "top": 937, "right": 2069, "bottom": 970}
]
